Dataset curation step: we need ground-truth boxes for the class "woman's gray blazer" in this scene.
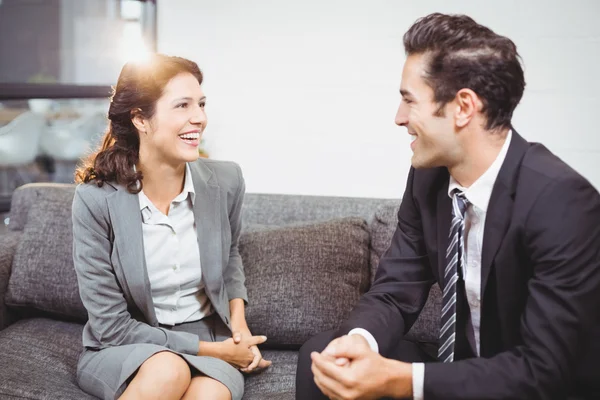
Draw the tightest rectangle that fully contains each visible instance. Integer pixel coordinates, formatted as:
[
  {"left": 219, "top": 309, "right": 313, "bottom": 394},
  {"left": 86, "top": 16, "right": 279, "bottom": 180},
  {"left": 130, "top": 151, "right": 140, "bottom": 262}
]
[{"left": 72, "top": 159, "right": 247, "bottom": 355}]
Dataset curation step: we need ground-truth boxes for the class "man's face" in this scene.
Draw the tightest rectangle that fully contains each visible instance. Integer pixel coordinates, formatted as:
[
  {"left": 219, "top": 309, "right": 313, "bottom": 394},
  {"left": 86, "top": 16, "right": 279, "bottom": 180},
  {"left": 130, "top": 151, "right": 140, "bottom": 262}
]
[{"left": 395, "top": 53, "right": 461, "bottom": 169}]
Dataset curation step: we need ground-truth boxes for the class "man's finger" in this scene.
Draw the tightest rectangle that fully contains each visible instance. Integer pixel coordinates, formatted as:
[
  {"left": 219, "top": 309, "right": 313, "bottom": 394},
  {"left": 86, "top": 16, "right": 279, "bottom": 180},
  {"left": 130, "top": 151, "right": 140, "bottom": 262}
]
[
  {"left": 312, "top": 359, "right": 347, "bottom": 399},
  {"left": 311, "top": 351, "right": 355, "bottom": 388},
  {"left": 325, "top": 335, "right": 369, "bottom": 360},
  {"left": 335, "top": 357, "right": 350, "bottom": 367},
  {"left": 323, "top": 336, "right": 344, "bottom": 356}
]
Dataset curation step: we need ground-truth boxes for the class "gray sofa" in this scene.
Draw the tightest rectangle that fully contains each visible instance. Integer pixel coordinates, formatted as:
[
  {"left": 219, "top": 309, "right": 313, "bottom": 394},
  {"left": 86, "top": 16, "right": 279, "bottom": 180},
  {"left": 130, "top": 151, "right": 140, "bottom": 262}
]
[{"left": 0, "top": 183, "right": 441, "bottom": 399}]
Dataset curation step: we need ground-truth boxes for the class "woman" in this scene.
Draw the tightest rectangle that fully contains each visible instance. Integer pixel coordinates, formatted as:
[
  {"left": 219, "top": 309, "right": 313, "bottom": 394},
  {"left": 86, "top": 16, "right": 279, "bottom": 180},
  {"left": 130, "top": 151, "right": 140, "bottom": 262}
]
[{"left": 72, "top": 54, "right": 270, "bottom": 400}]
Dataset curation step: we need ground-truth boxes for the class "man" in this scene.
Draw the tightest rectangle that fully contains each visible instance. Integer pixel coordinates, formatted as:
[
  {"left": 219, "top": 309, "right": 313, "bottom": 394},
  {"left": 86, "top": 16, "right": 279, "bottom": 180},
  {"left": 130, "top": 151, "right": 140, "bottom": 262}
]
[{"left": 296, "top": 12, "right": 600, "bottom": 400}]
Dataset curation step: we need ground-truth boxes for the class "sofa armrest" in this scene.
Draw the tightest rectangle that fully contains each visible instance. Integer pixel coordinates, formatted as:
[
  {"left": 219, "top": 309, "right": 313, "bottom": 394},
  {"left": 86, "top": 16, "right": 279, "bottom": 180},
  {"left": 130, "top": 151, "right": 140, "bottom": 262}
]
[{"left": 0, "top": 230, "right": 21, "bottom": 331}]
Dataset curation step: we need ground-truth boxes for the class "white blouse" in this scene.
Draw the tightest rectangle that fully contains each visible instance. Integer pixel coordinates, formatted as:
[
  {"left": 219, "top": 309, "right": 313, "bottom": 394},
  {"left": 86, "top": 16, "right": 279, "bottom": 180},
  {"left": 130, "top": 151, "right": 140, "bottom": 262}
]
[{"left": 137, "top": 163, "right": 212, "bottom": 326}]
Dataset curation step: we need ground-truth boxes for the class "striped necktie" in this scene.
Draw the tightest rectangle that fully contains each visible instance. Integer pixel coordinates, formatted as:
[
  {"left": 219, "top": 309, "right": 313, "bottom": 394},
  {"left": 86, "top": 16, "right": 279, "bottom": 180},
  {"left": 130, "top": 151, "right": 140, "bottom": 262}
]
[{"left": 438, "top": 190, "right": 469, "bottom": 363}]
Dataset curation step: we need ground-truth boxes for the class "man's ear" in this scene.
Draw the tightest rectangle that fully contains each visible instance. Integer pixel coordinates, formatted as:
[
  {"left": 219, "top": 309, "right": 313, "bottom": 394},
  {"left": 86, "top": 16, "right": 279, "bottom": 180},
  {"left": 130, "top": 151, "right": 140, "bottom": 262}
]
[
  {"left": 131, "top": 108, "right": 147, "bottom": 134},
  {"left": 454, "top": 88, "right": 483, "bottom": 128}
]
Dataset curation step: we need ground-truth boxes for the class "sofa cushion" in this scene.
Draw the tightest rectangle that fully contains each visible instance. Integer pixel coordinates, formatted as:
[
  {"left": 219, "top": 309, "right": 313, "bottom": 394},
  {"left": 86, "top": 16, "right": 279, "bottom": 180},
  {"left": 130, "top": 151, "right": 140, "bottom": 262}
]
[
  {"left": 242, "top": 350, "right": 297, "bottom": 400},
  {"left": 370, "top": 203, "right": 442, "bottom": 343},
  {"left": 369, "top": 203, "right": 400, "bottom": 283},
  {"left": 0, "top": 318, "right": 95, "bottom": 399},
  {"left": 5, "top": 190, "right": 86, "bottom": 320},
  {"left": 241, "top": 218, "right": 370, "bottom": 348},
  {"left": 0, "top": 230, "right": 21, "bottom": 331}
]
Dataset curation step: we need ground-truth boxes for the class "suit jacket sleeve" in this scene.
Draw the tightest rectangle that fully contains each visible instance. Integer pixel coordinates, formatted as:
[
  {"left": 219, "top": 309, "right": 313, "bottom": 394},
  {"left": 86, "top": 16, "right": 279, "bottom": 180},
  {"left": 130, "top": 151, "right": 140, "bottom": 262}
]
[
  {"left": 424, "top": 175, "right": 600, "bottom": 400},
  {"left": 223, "top": 163, "right": 248, "bottom": 303},
  {"left": 72, "top": 186, "right": 200, "bottom": 355},
  {"left": 338, "top": 167, "right": 436, "bottom": 356}
]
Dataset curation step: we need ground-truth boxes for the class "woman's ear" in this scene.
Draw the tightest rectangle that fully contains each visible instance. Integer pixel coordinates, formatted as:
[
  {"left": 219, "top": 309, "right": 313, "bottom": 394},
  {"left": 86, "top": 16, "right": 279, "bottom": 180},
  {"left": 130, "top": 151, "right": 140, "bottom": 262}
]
[{"left": 131, "top": 108, "right": 147, "bottom": 134}]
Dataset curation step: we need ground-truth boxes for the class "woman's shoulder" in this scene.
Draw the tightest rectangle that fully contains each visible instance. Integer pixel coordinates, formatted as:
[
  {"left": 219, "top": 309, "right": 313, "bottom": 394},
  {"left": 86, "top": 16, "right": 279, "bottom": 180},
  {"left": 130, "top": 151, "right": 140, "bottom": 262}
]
[
  {"left": 189, "top": 158, "right": 243, "bottom": 189},
  {"left": 73, "top": 180, "right": 118, "bottom": 211},
  {"left": 75, "top": 180, "right": 117, "bottom": 196}
]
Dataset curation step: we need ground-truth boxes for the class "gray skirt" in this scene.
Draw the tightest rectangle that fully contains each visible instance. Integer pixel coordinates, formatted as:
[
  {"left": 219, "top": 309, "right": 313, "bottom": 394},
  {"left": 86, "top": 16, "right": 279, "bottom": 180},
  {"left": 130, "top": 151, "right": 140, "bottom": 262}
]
[{"left": 76, "top": 314, "right": 244, "bottom": 400}]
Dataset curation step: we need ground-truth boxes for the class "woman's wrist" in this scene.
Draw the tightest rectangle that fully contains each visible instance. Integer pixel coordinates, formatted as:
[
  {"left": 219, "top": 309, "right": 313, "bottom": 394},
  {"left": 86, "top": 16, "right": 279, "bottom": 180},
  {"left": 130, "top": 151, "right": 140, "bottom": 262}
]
[
  {"left": 229, "top": 298, "right": 248, "bottom": 331},
  {"left": 231, "top": 316, "right": 248, "bottom": 332},
  {"left": 198, "top": 340, "right": 223, "bottom": 357}
]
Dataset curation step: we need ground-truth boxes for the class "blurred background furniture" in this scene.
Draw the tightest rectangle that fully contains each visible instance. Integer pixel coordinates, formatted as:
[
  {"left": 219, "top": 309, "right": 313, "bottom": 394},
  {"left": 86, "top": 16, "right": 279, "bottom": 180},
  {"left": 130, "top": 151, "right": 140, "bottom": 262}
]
[
  {"left": 0, "top": 111, "right": 46, "bottom": 198},
  {"left": 39, "top": 112, "right": 107, "bottom": 183}
]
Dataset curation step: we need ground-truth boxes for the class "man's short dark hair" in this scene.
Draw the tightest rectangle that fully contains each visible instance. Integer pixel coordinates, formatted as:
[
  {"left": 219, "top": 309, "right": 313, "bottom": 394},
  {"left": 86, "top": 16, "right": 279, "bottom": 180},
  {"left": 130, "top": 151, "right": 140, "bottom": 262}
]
[{"left": 403, "top": 13, "right": 525, "bottom": 130}]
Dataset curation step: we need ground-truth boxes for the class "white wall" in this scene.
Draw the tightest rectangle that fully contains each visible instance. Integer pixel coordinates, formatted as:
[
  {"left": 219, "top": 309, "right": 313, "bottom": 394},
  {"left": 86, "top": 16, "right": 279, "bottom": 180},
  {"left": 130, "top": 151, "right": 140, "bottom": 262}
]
[{"left": 158, "top": 0, "right": 600, "bottom": 198}]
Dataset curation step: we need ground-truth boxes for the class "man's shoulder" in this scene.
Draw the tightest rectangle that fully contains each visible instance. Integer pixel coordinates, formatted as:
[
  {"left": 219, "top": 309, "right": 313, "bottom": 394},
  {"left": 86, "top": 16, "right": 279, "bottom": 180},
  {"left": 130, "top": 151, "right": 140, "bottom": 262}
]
[{"left": 519, "top": 142, "right": 593, "bottom": 192}]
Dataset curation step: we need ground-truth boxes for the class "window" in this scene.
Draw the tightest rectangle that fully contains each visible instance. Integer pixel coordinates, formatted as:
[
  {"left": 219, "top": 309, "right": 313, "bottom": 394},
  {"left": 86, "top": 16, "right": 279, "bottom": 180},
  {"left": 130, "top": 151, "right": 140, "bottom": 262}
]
[{"left": 0, "top": 0, "right": 156, "bottom": 99}]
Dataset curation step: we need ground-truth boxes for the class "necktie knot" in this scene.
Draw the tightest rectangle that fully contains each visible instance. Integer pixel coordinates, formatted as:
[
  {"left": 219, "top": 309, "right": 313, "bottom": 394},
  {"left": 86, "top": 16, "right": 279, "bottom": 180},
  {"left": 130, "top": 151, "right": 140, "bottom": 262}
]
[{"left": 453, "top": 191, "right": 469, "bottom": 219}]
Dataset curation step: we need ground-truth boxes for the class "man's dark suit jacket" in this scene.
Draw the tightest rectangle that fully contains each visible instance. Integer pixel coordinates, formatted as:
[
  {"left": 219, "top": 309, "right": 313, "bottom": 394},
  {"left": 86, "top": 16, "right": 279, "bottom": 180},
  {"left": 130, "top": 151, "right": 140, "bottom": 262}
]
[{"left": 338, "top": 131, "right": 600, "bottom": 399}]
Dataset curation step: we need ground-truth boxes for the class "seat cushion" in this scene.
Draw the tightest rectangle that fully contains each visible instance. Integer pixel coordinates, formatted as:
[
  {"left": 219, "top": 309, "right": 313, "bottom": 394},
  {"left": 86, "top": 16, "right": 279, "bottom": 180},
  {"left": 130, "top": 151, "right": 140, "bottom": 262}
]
[
  {"left": 240, "top": 217, "right": 370, "bottom": 348},
  {"left": 0, "top": 318, "right": 95, "bottom": 399},
  {"left": 0, "top": 318, "right": 295, "bottom": 400},
  {"left": 6, "top": 189, "right": 87, "bottom": 321},
  {"left": 242, "top": 350, "right": 297, "bottom": 400}
]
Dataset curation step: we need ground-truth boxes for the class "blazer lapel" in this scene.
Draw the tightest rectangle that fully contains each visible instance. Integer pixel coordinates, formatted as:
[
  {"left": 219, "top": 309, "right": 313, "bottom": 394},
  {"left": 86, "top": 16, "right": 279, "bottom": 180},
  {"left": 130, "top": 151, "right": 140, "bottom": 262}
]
[
  {"left": 106, "top": 185, "right": 157, "bottom": 324},
  {"left": 436, "top": 177, "right": 452, "bottom": 283},
  {"left": 480, "top": 130, "right": 528, "bottom": 300},
  {"left": 189, "top": 162, "right": 222, "bottom": 287},
  {"left": 480, "top": 185, "right": 513, "bottom": 300}
]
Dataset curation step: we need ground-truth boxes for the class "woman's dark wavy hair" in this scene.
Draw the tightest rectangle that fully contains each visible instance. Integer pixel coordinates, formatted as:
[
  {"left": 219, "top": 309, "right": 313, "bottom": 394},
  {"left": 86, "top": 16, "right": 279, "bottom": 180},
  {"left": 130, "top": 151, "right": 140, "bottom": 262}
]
[
  {"left": 75, "top": 54, "right": 203, "bottom": 193},
  {"left": 403, "top": 13, "right": 525, "bottom": 131}
]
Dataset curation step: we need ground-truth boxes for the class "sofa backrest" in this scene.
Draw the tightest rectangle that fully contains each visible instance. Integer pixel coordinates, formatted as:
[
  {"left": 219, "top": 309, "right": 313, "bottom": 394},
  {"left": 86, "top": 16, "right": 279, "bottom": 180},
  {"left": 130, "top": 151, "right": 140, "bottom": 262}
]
[
  {"left": 9, "top": 184, "right": 398, "bottom": 231},
  {"left": 5, "top": 183, "right": 440, "bottom": 344},
  {"left": 242, "top": 193, "right": 398, "bottom": 227}
]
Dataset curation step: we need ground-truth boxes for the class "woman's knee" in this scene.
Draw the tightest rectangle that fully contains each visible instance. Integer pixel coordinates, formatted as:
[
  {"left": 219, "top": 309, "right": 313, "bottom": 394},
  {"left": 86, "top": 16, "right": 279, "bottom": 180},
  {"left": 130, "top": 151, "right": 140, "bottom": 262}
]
[
  {"left": 184, "top": 376, "right": 231, "bottom": 400},
  {"left": 138, "top": 351, "right": 191, "bottom": 389}
]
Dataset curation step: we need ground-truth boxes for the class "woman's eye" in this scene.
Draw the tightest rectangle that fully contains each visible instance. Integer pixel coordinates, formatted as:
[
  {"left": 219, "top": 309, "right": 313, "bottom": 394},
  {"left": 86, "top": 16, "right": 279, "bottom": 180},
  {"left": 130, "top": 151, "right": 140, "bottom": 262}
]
[
  {"left": 177, "top": 103, "right": 188, "bottom": 108},
  {"left": 199, "top": 102, "right": 206, "bottom": 108}
]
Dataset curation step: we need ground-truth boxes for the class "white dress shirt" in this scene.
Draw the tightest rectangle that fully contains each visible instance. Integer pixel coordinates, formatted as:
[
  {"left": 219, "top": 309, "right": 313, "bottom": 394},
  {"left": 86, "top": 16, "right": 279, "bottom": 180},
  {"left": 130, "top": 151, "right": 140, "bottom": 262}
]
[
  {"left": 350, "top": 131, "right": 513, "bottom": 399},
  {"left": 138, "top": 163, "right": 212, "bottom": 326}
]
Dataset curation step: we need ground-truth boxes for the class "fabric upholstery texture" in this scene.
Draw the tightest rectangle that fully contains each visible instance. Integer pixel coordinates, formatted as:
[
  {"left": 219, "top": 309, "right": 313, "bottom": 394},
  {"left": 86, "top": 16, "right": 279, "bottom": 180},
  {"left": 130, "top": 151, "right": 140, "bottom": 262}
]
[
  {"left": 240, "top": 218, "right": 371, "bottom": 348},
  {"left": 0, "top": 230, "right": 20, "bottom": 331},
  {"left": 8, "top": 183, "right": 76, "bottom": 232},
  {"left": 0, "top": 318, "right": 95, "bottom": 400},
  {"left": 0, "top": 318, "right": 296, "bottom": 400},
  {"left": 242, "top": 192, "right": 398, "bottom": 227},
  {"left": 242, "top": 350, "right": 297, "bottom": 400},
  {"left": 6, "top": 191, "right": 86, "bottom": 320}
]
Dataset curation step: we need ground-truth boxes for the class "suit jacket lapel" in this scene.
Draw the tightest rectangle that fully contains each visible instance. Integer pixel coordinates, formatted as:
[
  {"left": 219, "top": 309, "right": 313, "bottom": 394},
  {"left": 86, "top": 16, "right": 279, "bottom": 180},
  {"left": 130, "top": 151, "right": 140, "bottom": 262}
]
[
  {"left": 189, "top": 161, "right": 222, "bottom": 287},
  {"left": 106, "top": 184, "right": 157, "bottom": 325},
  {"left": 436, "top": 176, "right": 452, "bottom": 283},
  {"left": 480, "top": 184, "right": 512, "bottom": 300},
  {"left": 480, "top": 130, "right": 528, "bottom": 300}
]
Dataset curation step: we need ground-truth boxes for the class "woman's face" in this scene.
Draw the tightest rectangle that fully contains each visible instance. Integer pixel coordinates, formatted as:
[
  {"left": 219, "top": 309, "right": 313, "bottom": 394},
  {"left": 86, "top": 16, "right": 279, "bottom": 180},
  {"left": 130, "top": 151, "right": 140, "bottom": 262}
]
[{"left": 137, "top": 72, "right": 207, "bottom": 165}]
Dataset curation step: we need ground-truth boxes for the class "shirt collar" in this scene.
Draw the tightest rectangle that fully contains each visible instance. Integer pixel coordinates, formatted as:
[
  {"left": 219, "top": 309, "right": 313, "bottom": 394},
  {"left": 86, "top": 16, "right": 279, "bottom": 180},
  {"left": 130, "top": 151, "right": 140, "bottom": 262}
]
[
  {"left": 175, "top": 163, "right": 196, "bottom": 205},
  {"left": 448, "top": 130, "right": 512, "bottom": 212},
  {"left": 138, "top": 163, "right": 196, "bottom": 217}
]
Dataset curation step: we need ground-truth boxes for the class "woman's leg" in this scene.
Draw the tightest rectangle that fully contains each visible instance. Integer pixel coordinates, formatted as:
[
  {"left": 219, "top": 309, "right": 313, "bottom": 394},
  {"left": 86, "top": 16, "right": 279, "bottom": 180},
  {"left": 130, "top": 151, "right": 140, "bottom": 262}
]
[
  {"left": 182, "top": 375, "right": 231, "bottom": 400},
  {"left": 119, "top": 351, "right": 191, "bottom": 400}
]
